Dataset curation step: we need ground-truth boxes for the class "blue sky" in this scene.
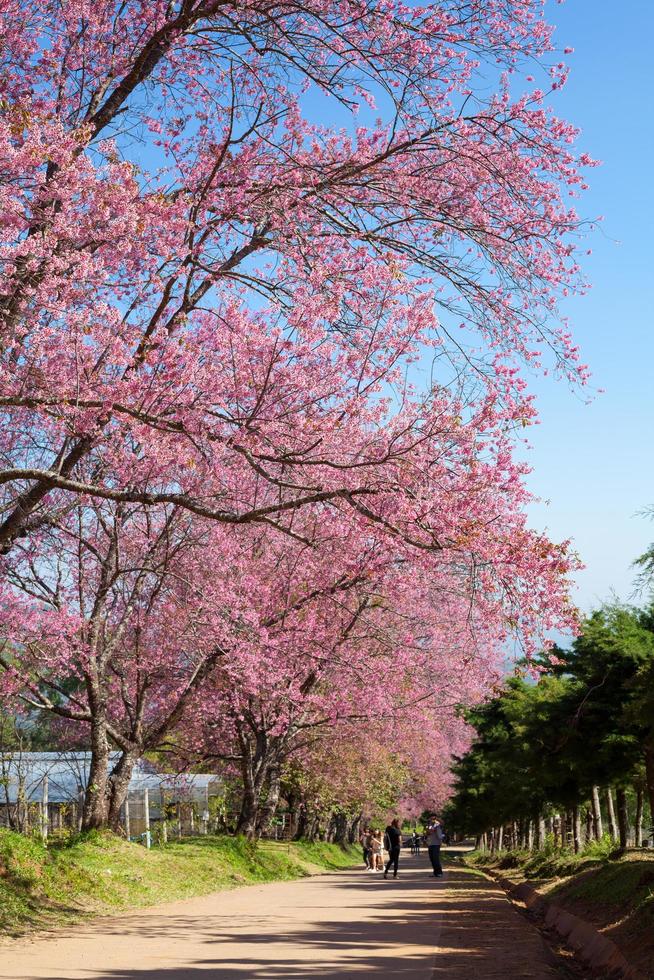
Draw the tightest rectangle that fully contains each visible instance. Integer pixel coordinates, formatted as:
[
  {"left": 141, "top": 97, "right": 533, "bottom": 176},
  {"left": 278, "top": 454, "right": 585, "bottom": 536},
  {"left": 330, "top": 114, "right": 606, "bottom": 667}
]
[
  {"left": 124, "top": 2, "right": 651, "bottom": 616},
  {"left": 518, "top": 1, "right": 654, "bottom": 612},
  {"left": 299, "top": 3, "right": 654, "bottom": 615}
]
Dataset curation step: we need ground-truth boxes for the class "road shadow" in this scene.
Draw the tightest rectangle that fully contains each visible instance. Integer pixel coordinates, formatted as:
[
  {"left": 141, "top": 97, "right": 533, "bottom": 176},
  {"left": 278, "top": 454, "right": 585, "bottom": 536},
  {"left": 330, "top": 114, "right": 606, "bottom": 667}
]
[{"left": 18, "top": 861, "right": 558, "bottom": 979}]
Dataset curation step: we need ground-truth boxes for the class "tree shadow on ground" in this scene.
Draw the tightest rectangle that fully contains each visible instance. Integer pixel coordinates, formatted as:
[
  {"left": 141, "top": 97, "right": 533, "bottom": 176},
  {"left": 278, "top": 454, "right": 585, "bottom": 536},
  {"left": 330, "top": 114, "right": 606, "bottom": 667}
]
[{"left": 21, "top": 864, "right": 558, "bottom": 979}]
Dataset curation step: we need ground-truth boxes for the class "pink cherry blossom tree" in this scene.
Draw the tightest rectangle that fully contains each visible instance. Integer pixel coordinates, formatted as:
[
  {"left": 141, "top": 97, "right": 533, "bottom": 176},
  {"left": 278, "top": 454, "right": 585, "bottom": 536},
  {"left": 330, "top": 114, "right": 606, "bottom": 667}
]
[
  {"left": 0, "top": 0, "right": 593, "bottom": 831},
  {"left": 0, "top": 468, "right": 578, "bottom": 830},
  {"left": 0, "top": 0, "right": 594, "bottom": 556}
]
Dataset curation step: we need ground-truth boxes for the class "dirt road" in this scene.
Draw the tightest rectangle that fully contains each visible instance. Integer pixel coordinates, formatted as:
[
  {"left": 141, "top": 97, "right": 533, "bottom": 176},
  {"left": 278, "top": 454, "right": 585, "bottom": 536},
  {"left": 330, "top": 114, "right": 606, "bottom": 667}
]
[{"left": 0, "top": 854, "right": 562, "bottom": 979}]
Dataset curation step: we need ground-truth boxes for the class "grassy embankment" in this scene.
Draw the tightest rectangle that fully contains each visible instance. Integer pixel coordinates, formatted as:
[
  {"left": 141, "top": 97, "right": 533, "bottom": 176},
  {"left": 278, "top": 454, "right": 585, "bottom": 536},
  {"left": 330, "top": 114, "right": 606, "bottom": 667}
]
[
  {"left": 0, "top": 828, "right": 359, "bottom": 938},
  {"left": 466, "top": 840, "right": 654, "bottom": 975}
]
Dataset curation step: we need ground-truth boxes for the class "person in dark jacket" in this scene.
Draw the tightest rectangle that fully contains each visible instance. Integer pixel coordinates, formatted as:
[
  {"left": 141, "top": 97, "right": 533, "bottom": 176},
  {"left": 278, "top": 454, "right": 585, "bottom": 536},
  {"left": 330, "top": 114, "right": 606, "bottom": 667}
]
[
  {"left": 426, "top": 819, "right": 444, "bottom": 877},
  {"left": 383, "top": 818, "right": 402, "bottom": 878}
]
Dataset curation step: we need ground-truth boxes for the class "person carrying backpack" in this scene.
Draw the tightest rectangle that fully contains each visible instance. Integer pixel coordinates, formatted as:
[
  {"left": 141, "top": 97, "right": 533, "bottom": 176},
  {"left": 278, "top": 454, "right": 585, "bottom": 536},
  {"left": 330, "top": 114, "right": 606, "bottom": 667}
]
[{"left": 426, "top": 819, "right": 444, "bottom": 877}]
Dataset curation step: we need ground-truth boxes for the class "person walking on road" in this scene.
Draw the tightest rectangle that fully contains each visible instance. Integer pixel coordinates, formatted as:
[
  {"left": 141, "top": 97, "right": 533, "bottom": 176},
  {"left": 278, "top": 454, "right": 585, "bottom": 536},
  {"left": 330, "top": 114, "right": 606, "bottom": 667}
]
[
  {"left": 426, "top": 819, "right": 444, "bottom": 877},
  {"left": 364, "top": 828, "right": 376, "bottom": 871},
  {"left": 361, "top": 827, "right": 372, "bottom": 870},
  {"left": 383, "top": 818, "right": 402, "bottom": 879}
]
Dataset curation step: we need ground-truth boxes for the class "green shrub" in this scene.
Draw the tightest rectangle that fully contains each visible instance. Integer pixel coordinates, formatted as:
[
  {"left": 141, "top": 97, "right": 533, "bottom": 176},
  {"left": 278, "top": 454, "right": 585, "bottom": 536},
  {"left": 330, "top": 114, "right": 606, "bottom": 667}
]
[{"left": 581, "top": 833, "right": 616, "bottom": 861}]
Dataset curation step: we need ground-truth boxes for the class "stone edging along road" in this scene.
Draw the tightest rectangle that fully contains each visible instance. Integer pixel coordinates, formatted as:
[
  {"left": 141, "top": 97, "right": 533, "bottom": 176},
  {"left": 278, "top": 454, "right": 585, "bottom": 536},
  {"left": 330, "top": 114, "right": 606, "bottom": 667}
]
[{"left": 485, "top": 868, "right": 646, "bottom": 980}]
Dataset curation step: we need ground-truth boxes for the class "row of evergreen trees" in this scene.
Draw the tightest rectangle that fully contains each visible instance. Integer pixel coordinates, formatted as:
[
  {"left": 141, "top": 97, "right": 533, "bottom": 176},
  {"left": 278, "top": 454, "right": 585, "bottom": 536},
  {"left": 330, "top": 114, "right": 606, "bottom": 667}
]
[{"left": 446, "top": 603, "right": 654, "bottom": 851}]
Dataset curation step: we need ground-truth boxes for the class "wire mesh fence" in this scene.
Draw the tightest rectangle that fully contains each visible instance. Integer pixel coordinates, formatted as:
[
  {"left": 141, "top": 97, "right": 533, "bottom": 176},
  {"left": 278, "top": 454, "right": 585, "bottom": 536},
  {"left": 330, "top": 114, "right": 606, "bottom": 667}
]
[{"left": 0, "top": 752, "right": 226, "bottom": 846}]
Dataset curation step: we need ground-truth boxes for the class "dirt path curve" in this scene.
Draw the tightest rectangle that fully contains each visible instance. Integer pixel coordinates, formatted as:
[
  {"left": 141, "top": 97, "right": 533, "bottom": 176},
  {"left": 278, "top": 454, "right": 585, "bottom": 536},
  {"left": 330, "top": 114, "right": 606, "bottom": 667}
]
[{"left": 0, "top": 853, "right": 561, "bottom": 979}]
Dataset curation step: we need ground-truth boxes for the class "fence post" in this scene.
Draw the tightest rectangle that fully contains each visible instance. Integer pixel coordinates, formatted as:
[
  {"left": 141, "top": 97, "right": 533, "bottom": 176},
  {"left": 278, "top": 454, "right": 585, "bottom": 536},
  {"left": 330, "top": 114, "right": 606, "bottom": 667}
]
[
  {"left": 40, "top": 773, "right": 48, "bottom": 842},
  {"left": 161, "top": 791, "right": 168, "bottom": 844},
  {"left": 143, "top": 788, "right": 151, "bottom": 849},
  {"left": 202, "top": 784, "right": 210, "bottom": 835},
  {"left": 123, "top": 795, "right": 131, "bottom": 840},
  {"left": 77, "top": 787, "right": 84, "bottom": 831}
]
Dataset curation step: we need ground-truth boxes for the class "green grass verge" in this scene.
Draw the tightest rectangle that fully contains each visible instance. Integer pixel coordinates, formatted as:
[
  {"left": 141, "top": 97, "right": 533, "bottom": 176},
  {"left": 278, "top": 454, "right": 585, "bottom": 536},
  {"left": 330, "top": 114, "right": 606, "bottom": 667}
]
[
  {"left": 0, "top": 828, "right": 359, "bottom": 937},
  {"left": 465, "top": 837, "right": 654, "bottom": 885}
]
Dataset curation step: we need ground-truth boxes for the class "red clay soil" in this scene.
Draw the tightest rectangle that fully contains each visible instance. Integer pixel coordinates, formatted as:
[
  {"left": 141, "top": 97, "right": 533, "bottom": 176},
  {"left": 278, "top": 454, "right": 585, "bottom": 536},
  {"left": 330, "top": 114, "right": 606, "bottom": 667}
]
[
  {"left": 552, "top": 884, "right": 654, "bottom": 978},
  {"left": 491, "top": 856, "right": 654, "bottom": 979}
]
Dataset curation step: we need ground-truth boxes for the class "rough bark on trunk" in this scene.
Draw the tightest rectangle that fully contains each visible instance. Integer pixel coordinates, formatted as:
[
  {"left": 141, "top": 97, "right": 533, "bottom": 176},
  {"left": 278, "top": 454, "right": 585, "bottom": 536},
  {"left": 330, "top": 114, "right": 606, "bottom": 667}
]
[
  {"left": 107, "top": 750, "right": 140, "bottom": 831},
  {"left": 348, "top": 813, "right": 361, "bottom": 845},
  {"left": 82, "top": 718, "right": 111, "bottom": 830},
  {"left": 321, "top": 810, "right": 333, "bottom": 841},
  {"left": 235, "top": 727, "right": 273, "bottom": 838},
  {"left": 236, "top": 781, "right": 259, "bottom": 838},
  {"left": 256, "top": 767, "right": 281, "bottom": 837},
  {"left": 294, "top": 806, "right": 308, "bottom": 840},
  {"left": 333, "top": 811, "right": 348, "bottom": 845},
  {"left": 286, "top": 795, "right": 300, "bottom": 840},
  {"left": 591, "top": 786, "right": 603, "bottom": 840},
  {"left": 307, "top": 814, "right": 320, "bottom": 841},
  {"left": 615, "top": 786, "right": 628, "bottom": 850},
  {"left": 604, "top": 787, "right": 618, "bottom": 841}
]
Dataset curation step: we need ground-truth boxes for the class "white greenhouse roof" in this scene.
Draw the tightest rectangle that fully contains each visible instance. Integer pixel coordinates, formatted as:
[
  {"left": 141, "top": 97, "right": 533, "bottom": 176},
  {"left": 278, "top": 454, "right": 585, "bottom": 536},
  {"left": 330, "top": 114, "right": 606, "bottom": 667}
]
[{"left": 0, "top": 752, "right": 222, "bottom": 804}]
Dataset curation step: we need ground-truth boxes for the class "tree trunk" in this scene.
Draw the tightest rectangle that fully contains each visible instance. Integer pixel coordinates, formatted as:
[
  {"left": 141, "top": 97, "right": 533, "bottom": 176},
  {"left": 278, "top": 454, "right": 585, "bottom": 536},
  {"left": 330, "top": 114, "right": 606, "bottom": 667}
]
[
  {"left": 645, "top": 744, "right": 654, "bottom": 839},
  {"left": 234, "top": 729, "right": 273, "bottom": 838},
  {"left": 585, "top": 807, "right": 593, "bottom": 845},
  {"left": 313, "top": 814, "right": 322, "bottom": 841},
  {"left": 82, "top": 718, "right": 111, "bottom": 830},
  {"left": 604, "top": 787, "right": 618, "bottom": 841},
  {"left": 572, "top": 804, "right": 581, "bottom": 854},
  {"left": 107, "top": 750, "right": 139, "bottom": 831},
  {"left": 535, "top": 813, "right": 545, "bottom": 850},
  {"left": 286, "top": 795, "right": 300, "bottom": 839},
  {"left": 615, "top": 786, "right": 628, "bottom": 850},
  {"left": 635, "top": 785, "right": 644, "bottom": 847},
  {"left": 236, "top": 780, "right": 259, "bottom": 837},
  {"left": 321, "top": 810, "right": 333, "bottom": 841},
  {"left": 294, "top": 805, "right": 308, "bottom": 840},
  {"left": 348, "top": 813, "right": 362, "bottom": 845},
  {"left": 591, "top": 786, "right": 603, "bottom": 840},
  {"left": 333, "top": 811, "right": 348, "bottom": 845},
  {"left": 256, "top": 767, "right": 281, "bottom": 837}
]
